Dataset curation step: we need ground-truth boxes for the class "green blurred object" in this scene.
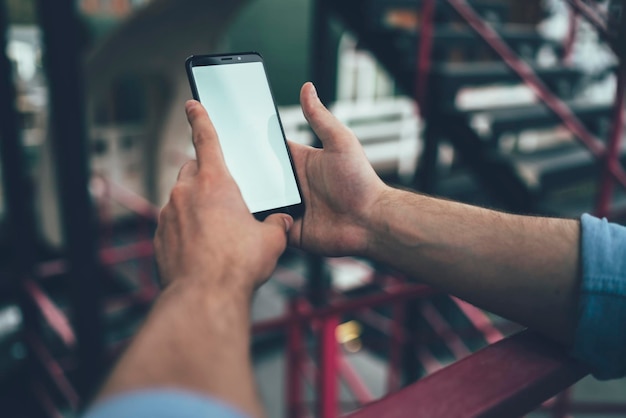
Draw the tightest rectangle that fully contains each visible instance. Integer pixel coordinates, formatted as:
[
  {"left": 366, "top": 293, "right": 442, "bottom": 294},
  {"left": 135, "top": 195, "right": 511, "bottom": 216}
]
[
  {"left": 85, "top": 15, "right": 124, "bottom": 41},
  {"left": 6, "top": 0, "right": 36, "bottom": 24}
]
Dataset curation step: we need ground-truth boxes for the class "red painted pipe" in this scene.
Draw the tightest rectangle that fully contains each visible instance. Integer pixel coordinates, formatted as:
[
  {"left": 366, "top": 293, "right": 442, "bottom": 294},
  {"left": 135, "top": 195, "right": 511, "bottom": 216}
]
[
  {"left": 318, "top": 315, "right": 339, "bottom": 418},
  {"left": 38, "top": 239, "right": 155, "bottom": 279},
  {"left": 595, "top": 62, "right": 626, "bottom": 218},
  {"left": 563, "top": 8, "right": 579, "bottom": 65},
  {"left": 251, "top": 284, "right": 436, "bottom": 334},
  {"left": 345, "top": 331, "right": 587, "bottom": 418},
  {"left": 451, "top": 297, "right": 503, "bottom": 345},
  {"left": 416, "top": 0, "right": 436, "bottom": 116},
  {"left": 339, "top": 353, "right": 375, "bottom": 406},
  {"left": 564, "top": 0, "right": 610, "bottom": 40},
  {"left": 27, "top": 333, "right": 80, "bottom": 410},
  {"left": 24, "top": 279, "right": 76, "bottom": 348},
  {"left": 286, "top": 299, "right": 305, "bottom": 418},
  {"left": 386, "top": 302, "right": 405, "bottom": 394},
  {"left": 98, "top": 176, "right": 160, "bottom": 221}
]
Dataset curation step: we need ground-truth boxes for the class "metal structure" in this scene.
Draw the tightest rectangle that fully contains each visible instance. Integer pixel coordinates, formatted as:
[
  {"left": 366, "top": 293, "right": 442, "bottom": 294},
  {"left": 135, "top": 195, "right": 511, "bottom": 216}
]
[{"left": 2, "top": 0, "right": 626, "bottom": 417}]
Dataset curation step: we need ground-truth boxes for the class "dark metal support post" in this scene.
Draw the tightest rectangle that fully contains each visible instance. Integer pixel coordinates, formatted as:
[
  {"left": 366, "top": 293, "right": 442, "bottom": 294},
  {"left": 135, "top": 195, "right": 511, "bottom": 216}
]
[
  {"left": 0, "top": 0, "right": 40, "bottom": 278},
  {"left": 0, "top": 3, "right": 43, "bottom": 414},
  {"left": 307, "top": 0, "right": 336, "bottom": 306},
  {"left": 414, "top": 0, "right": 438, "bottom": 194},
  {"left": 35, "top": 0, "right": 104, "bottom": 396},
  {"left": 410, "top": 0, "right": 437, "bottom": 385},
  {"left": 0, "top": 0, "right": 40, "bottom": 361},
  {"left": 311, "top": 0, "right": 337, "bottom": 117}
]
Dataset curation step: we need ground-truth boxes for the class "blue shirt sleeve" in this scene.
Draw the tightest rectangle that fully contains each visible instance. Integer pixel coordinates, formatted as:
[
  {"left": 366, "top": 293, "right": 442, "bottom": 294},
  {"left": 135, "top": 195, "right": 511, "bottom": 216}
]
[
  {"left": 83, "top": 390, "right": 250, "bottom": 418},
  {"left": 571, "top": 214, "right": 626, "bottom": 380}
]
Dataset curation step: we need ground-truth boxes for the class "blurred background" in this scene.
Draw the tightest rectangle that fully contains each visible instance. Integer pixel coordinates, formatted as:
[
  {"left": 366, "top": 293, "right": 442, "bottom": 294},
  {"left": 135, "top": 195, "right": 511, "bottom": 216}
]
[{"left": 1, "top": 0, "right": 625, "bottom": 416}]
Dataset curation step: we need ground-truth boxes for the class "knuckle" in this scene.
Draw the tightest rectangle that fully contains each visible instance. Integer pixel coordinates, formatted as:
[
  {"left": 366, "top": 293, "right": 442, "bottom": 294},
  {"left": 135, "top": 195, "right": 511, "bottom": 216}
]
[
  {"left": 169, "top": 184, "right": 188, "bottom": 204},
  {"left": 157, "top": 206, "right": 169, "bottom": 225},
  {"left": 181, "top": 159, "right": 196, "bottom": 172},
  {"left": 178, "top": 159, "right": 198, "bottom": 179},
  {"left": 193, "top": 130, "right": 209, "bottom": 147},
  {"left": 195, "top": 170, "right": 212, "bottom": 185}
]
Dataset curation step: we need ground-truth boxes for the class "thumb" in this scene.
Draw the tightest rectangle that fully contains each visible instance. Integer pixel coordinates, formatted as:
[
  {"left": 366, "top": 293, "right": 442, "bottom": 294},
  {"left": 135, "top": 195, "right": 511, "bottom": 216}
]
[
  {"left": 300, "top": 82, "right": 356, "bottom": 152},
  {"left": 262, "top": 213, "right": 293, "bottom": 255}
]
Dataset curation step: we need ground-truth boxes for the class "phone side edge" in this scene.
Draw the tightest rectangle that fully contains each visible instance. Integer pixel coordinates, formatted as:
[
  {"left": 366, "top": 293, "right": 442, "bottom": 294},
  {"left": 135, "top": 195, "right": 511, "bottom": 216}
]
[{"left": 185, "top": 56, "right": 201, "bottom": 101}]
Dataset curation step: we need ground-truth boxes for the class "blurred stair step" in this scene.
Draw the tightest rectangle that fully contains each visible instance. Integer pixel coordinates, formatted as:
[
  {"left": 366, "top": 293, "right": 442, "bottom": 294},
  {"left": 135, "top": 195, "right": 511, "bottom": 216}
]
[
  {"left": 461, "top": 101, "right": 613, "bottom": 144},
  {"left": 375, "top": 25, "right": 556, "bottom": 62},
  {"left": 507, "top": 141, "right": 626, "bottom": 195},
  {"left": 426, "top": 63, "right": 584, "bottom": 105}
]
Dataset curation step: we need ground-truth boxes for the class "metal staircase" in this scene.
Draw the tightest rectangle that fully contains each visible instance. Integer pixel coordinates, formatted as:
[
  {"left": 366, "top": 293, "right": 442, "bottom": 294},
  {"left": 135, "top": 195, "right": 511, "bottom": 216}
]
[{"left": 325, "top": 0, "right": 622, "bottom": 215}]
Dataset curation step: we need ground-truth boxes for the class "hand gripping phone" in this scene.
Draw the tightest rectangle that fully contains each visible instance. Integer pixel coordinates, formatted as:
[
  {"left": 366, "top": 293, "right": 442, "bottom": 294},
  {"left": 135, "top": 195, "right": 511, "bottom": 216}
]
[{"left": 186, "top": 52, "right": 304, "bottom": 220}]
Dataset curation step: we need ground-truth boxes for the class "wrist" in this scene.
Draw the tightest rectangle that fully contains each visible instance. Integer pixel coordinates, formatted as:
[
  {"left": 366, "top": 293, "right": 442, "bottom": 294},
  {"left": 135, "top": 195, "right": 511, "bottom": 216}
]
[
  {"left": 361, "top": 186, "right": 395, "bottom": 258},
  {"left": 362, "top": 186, "right": 426, "bottom": 260},
  {"left": 162, "top": 268, "right": 255, "bottom": 310}
]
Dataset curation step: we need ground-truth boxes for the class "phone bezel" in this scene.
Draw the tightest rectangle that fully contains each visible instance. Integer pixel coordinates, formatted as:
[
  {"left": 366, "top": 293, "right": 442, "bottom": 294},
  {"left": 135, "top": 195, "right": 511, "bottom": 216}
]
[{"left": 185, "top": 52, "right": 305, "bottom": 221}]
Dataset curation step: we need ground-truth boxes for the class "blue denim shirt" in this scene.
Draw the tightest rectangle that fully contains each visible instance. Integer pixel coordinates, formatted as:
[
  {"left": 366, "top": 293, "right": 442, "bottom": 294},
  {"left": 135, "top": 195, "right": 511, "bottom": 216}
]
[
  {"left": 571, "top": 214, "right": 626, "bottom": 379},
  {"left": 83, "top": 390, "right": 249, "bottom": 418}
]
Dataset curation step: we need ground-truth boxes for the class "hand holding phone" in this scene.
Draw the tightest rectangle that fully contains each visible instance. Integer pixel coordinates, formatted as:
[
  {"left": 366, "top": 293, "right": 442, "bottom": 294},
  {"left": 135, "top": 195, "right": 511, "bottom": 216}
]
[{"left": 186, "top": 52, "right": 304, "bottom": 220}]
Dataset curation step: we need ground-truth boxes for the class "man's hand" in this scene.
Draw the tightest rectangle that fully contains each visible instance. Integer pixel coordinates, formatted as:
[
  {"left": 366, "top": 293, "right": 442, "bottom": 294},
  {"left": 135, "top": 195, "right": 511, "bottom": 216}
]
[
  {"left": 288, "top": 82, "right": 388, "bottom": 257},
  {"left": 96, "top": 101, "right": 291, "bottom": 417},
  {"left": 155, "top": 100, "right": 293, "bottom": 295}
]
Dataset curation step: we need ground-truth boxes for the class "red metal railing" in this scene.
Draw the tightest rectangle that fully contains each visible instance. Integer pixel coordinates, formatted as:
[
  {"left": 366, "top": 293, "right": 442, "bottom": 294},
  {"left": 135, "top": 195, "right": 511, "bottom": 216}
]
[{"left": 345, "top": 331, "right": 588, "bottom": 418}]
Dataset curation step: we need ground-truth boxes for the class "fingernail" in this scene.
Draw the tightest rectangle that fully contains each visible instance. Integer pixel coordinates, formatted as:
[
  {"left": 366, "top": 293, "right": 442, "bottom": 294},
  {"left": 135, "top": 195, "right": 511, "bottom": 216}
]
[
  {"left": 309, "top": 83, "right": 318, "bottom": 99},
  {"left": 185, "top": 100, "right": 196, "bottom": 114}
]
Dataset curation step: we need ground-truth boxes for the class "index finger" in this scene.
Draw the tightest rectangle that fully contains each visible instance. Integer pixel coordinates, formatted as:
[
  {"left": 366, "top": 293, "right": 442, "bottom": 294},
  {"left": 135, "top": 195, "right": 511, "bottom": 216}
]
[{"left": 185, "top": 100, "right": 228, "bottom": 174}]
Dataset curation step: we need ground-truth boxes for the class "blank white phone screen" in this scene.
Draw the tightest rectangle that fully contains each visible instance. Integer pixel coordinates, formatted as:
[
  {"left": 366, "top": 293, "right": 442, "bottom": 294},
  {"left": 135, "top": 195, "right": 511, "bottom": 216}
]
[{"left": 192, "top": 62, "right": 301, "bottom": 213}]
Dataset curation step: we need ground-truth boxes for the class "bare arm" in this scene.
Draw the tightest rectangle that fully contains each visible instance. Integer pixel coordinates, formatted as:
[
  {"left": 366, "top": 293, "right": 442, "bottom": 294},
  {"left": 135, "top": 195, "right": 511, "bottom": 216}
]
[
  {"left": 290, "top": 82, "right": 581, "bottom": 346},
  {"left": 96, "top": 101, "right": 293, "bottom": 417},
  {"left": 366, "top": 189, "right": 580, "bottom": 344}
]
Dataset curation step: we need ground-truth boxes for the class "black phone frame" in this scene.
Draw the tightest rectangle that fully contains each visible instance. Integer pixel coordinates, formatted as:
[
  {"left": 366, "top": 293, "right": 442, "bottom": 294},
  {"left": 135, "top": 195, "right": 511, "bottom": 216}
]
[{"left": 185, "top": 52, "right": 305, "bottom": 221}]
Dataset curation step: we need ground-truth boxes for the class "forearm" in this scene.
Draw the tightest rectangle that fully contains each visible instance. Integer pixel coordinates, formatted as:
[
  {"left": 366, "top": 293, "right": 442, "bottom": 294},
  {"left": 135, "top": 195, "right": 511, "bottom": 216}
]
[
  {"left": 97, "top": 278, "right": 261, "bottom": 417},
  {"left": 366, "top": 187, "right": 581, "bottom": 345}
]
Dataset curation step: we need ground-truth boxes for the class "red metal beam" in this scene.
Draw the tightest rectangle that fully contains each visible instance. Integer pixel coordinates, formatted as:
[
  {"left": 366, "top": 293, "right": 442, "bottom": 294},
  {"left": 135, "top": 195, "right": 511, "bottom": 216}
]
[
  {"left": 563, "top": 8, "right": 579, "bottom": 64},
  {"left": 386, "top": 302, "right": 405, "bottom": 393},
  {"left": 99, "top": 239, "right": 155, "bottom": 266},
  {"left": 338, "top": 353, "right": 375, "bottom": 406},
  {"left": 251, "top": 284, "right": 436, "bottom": 334},
  {"left": 38, "top": 239, "right": 155, "bottom": 279},
  {"left": 564, "top": 0, "right": 610, "bottom": 40},
  {"left": 420, "top": 300, "right": 471, "bottom": 359},
  {"left": 451, "top": 297, "right": 504, "bottom": 345},
  {"left": 24, "top": 279, "right": 76, "bottom": 348},
  {"left": 595, "top": 62, "right": 626, "bottom": 217},
  {"left": 27, "top": 333, "right": 80, "bottom": 410},
  {"left": 286, "top": 299, "right": 305, "bottom": 418},
  {"left": 344, "top": 331, "right": 588, "bottom": 418},
  {"left": 318, "top": 315, "right": 339, "bottom": 418},
  {"left": 416, "top": 0, "right": 436, "bottom": 115},
  {"left": 97, "top": 177, "right": 160, "bottom": 221}
]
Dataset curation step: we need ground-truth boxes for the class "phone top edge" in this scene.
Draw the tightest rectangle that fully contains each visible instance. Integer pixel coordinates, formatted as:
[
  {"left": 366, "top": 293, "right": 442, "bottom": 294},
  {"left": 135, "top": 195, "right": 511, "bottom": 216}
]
[{"left": 187, "top": 52, "right": 263, "bottom": 67}]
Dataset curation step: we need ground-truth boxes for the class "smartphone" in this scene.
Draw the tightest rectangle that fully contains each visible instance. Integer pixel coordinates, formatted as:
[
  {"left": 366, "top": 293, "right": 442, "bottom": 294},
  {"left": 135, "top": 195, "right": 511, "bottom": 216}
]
[{"left": 185, "top": 52, "right": 304, "bottom": 220}]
